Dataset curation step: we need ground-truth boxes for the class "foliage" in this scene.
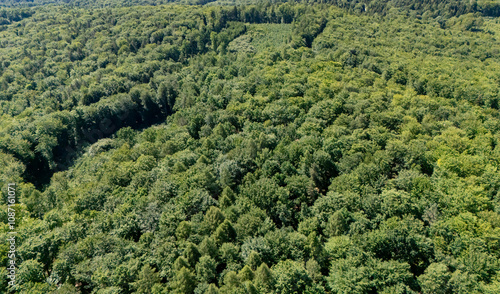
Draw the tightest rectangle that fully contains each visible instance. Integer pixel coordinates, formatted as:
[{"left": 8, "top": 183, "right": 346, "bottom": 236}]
[{"left": 1, "top": 1, "right": 500, "bottom": 293}]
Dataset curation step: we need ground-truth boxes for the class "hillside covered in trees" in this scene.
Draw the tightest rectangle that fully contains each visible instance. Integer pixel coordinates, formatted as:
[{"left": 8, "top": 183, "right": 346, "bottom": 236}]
[{"left": 1, "top": 0, "right": 500, "bottom": 293}]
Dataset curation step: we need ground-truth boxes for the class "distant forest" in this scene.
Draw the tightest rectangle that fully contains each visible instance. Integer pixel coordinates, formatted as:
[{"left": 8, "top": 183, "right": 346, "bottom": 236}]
[
  {"left": 1, "top": 0, "right": 500, "bottom": 293},
  {"left": 2, "top": 0, "right": 500, "bottom": 17}
]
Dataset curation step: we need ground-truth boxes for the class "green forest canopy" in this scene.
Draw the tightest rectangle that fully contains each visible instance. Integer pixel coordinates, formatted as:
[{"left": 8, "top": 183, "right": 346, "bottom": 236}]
[{"left": 1, "top": 0, "right": 500, "bottom": 293}]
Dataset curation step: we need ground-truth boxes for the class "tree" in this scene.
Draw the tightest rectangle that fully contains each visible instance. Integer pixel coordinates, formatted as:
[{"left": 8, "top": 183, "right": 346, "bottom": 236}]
[
  {"left": 218, "top": 160, "right": 242, "bottom": 188},
  {"left": 156, "top": 80, "right": 177, "bottom": 114},
  {"left": 171, "top": 267, "right": 196, "bottom": 294},
  {"left": 206, "top": 284, "right": 219, "bottom": 294},
  {"left": 238, "top": 265, "right": 254, "bottom": 282},
  {"left": 223, "top": 271, "right": 240, "bottom": 290},
  {"left": 254, "top": 263, "right": 274, "bottom": 292},
  {"left": 196, "top": 256, "right": 217, "bottom": 283},
  {"left": 131, "top": 265, "right": 161, "bottom": 294},
  {"left": 204, "top": 206, "right": 225, "bottom": 232},
  {"left": 325, "top": 208, "right": 351, "bottom": 237},
  {"left": 174, "top": 256, "right": 191, "bottom": 271},
  {"left": 214, "top": 220, "right": 237, "bottom": 245},
  {"left": 272, "top": 260, "right": 312, "bottom": 294},
  {"left": 245, "top": 251, "right": 262, "bottom": 270},
  {"left": 176, "top": 221, "right": 192, "bottom": 241},
  {"left": 418, "top": 263, "right": 451, "bottom": 294},
  {"left": 184, "top": 243, "right": 201, "bottom": 268},
  {"left": 18, "top": 259, "right": 45, "bottom": 285},
  {"left": 306, "top": 259, "right": 322, "bottom": 283},
  {"left": 219, "top": 187, "right": 235, "bottom": 208},
  {"left": 199, "top": 237, "right": 218, "bottom": 259}
]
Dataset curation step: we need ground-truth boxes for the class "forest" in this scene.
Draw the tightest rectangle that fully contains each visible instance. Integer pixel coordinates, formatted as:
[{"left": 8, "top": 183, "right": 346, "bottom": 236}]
[{"left": 0, "top": 0, "right": 500, "bottom": 293}]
